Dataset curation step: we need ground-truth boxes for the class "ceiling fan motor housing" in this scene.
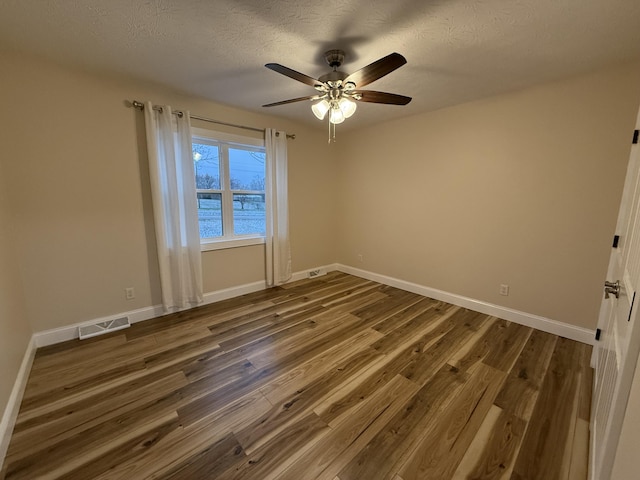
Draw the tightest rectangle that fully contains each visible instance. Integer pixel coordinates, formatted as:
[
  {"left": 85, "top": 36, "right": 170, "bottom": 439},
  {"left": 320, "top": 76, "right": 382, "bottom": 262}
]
[{"left": 324, "top": 49, "right": 345, "bottom": 68}]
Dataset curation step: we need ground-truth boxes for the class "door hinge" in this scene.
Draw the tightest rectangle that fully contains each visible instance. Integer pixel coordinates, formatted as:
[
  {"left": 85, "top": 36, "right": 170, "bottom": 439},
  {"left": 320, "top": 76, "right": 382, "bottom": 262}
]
[
  {"left": 613, "top": 235, "right": 620, "bottom": 248},
  {"left": 634, "top": 129, "right": 639, "bottom": 145},
  {"left": 595, "top": 328, "right": 602, "bottom": 341},
  {"left": 628, "top": 292, "right": 636, "bottom": 323}
]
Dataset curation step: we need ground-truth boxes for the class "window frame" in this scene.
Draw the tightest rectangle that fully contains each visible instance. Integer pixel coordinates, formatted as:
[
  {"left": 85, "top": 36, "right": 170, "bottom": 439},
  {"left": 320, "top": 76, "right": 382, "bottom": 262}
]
[{"left": 192, "top": 127, "right": 267, "bottom": 252}]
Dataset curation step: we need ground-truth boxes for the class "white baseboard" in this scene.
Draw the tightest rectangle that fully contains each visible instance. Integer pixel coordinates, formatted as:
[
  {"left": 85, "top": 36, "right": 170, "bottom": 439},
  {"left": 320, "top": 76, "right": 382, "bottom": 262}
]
[
  {"left": 202, "top": 279, "right": 267, "bottom": 304},
  {"left": 199, "top": 264, "right": 339, "bottom": 306},
  {"left": 32, "top": 260, "right": 590, "bottom": 349},
  {"left": 33, "top": 304, "right": 165, "bottom": 348},
  {"left": 335, "top": 264, "right": 595, "bottom": 345},
  {"left": 33, "top": 262, "right": 593, "bottom": 348},
  {"left": 33, "top": 264, "right": 340, "bottom": 348},
  {"left": 0, "top": 336, "right": 36, "bottom": 470}
]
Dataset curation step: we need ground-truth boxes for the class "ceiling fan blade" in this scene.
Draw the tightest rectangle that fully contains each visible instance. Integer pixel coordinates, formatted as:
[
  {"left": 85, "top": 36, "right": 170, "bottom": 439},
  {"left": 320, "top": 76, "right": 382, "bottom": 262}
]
[
  {"left": 265, "top": 63, "right": 323, "bottom": 88},
  {"left": 344, "top": 53, "right": 407, "bottom": 88},
  {"left": 354, "top": 91, "right": 412, "bottom": 105},
  {"left": 262, "top": 95, "right": 321, "bottom": 107}
]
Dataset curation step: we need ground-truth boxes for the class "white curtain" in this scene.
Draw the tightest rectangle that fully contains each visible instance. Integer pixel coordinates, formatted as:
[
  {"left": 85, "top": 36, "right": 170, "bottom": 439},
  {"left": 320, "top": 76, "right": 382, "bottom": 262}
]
[
  {"left": 144, "top": 101, "right": 203, "bottom": 311},
  {"left": 265, "top": 129, "right": 292, "bottom": 287}
]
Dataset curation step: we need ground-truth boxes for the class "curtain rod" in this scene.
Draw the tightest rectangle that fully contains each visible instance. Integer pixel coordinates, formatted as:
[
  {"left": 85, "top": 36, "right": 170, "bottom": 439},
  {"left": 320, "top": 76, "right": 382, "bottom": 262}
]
[{"left": 130, "top": 100, "right": 295, "bottom": 139}]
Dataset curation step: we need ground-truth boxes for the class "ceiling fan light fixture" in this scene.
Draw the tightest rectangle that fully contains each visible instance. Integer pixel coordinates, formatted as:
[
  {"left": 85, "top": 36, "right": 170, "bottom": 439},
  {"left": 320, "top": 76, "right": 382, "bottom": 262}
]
[
  {"left": 338, "top": 97, "right": 357, "bottom": 118},
  {"left": 329, "top": 105, "right": 345, "bottom": 124},
  {"left": 312, "top": 99, "right": 330, "bottom": 120}
]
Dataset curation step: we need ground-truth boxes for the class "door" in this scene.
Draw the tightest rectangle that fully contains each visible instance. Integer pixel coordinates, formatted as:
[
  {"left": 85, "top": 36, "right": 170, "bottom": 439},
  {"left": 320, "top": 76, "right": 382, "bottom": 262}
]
[{"left": 591, "top": 110, "right": 640, "bottom": 480}]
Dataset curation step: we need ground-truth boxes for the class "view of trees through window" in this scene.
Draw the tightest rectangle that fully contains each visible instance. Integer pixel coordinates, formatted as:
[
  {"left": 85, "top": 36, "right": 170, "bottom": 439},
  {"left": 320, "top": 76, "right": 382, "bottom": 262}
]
[{"left": 193, "top": 141, "right": 266, "bottom": 239}]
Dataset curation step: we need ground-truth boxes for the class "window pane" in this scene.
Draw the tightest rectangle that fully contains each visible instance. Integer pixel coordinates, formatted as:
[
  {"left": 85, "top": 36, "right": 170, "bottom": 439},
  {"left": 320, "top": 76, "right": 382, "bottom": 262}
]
[
  {"left": 197, "top": 193, "right": 223, "bottom": 238},
  {"left": 233, "top": 193, "right": 265, "bottom": 235},
  {"left": 193, "top": 143, "right": 220, "bottom": 189},
  {"left": 229, "top": 148, "right": 265, "bottom": 191}
]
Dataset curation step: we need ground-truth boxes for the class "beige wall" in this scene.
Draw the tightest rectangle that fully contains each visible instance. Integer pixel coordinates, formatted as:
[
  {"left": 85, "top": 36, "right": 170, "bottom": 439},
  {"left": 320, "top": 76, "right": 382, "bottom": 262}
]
[
  {"left": 338, "top": 62, "right": 640, "bottom": 329},
  {"left": 0, "top": 49, "right": 337, "bottom": 332},
  {"left": 1, "top": 48, "right": 639, "bottom": 343},
  {"left": 0, "top": 152, "right": 32, "bottom": 418}
]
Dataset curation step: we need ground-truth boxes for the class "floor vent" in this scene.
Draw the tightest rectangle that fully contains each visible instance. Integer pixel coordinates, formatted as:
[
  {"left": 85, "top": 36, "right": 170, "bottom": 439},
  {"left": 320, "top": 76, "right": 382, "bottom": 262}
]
[
  {"left": 79, "top": 317, "right": 131, "bottom": 340},
  {"left": 308, "top": 268, "right": 327, "bottom": 278}
]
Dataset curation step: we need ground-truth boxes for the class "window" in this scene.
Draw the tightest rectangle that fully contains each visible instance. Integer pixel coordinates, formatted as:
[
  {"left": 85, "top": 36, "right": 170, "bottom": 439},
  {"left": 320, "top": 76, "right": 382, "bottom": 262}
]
[{"left": 192, "top": 128, "right": 266, "bottom": 251}]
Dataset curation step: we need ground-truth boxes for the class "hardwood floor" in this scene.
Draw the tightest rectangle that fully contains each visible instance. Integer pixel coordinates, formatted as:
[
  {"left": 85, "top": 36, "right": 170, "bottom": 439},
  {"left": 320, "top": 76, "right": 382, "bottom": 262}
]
[{"left": 1, "top": 272, "right": 592, "bottom": 480}]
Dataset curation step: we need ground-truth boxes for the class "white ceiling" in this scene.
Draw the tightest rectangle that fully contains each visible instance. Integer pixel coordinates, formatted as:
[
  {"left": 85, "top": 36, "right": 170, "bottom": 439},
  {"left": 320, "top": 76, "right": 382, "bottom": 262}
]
[{"left": 2, "top": 0, "right": 640, "bottom": 130}]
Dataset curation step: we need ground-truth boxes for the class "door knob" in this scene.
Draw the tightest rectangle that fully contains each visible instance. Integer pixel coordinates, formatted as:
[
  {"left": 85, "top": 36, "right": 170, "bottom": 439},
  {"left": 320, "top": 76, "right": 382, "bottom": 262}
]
[{"left": 605, "top": 280, "right": 621, "bottom": 299}]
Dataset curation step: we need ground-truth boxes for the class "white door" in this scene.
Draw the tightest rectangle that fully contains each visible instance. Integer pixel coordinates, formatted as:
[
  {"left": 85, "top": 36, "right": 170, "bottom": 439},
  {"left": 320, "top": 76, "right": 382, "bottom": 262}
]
[{"left": 591, "top": 110, "right": 640, "bottom": 480}]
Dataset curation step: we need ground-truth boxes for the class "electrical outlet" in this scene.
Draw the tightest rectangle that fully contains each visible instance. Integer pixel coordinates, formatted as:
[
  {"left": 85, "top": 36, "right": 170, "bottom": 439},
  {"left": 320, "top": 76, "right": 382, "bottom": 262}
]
[
  {"left": 125, "top": 287, "right": 135, "bottom": 300},
  {"left": 499, "top": 284, "right": 509, "bottom": 296},
  {"left": 358, "top": 254, "right": 364, "bottom": 262}
]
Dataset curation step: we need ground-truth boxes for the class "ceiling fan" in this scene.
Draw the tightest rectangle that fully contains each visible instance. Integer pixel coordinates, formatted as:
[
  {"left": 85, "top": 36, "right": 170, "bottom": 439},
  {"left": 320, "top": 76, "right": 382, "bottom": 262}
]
[{"left": 262, "top": 50, "right": 411, "bottom": 133}]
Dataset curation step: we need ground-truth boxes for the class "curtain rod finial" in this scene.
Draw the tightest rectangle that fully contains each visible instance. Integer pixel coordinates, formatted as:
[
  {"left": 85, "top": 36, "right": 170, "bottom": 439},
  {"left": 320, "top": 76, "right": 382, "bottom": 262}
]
[{"left": 132, "top": 100, "right": 144, "bottom": 110}]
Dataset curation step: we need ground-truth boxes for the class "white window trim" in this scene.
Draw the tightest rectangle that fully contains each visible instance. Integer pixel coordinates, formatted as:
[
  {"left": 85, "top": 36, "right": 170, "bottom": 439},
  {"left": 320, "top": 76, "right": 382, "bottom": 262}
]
[
  {"left": 200, "top": 236, "right": 265, "bottom": 251},
  {"left": 192, "top": 127, "right": 266, "bottom": 251}
]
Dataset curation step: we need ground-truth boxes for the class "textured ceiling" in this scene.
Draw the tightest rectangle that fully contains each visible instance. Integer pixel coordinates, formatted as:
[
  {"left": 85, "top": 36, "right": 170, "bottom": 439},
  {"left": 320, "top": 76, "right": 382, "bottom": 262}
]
[{"left": 2, "top": 0, "right": 640, "bottom": 130}]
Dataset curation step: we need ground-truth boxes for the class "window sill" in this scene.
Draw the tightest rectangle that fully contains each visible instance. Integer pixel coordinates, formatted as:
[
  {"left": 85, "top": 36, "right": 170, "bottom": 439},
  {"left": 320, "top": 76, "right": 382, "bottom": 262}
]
[{"left": 200, "top": 236, "right": 265, "bottom": 252}]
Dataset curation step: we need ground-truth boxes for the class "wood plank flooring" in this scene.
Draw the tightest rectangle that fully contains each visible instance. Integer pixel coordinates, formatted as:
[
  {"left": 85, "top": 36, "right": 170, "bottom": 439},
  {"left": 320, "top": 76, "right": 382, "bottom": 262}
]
[{"left": 1, "top": 272, "right": 592, "bottom": 480}]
